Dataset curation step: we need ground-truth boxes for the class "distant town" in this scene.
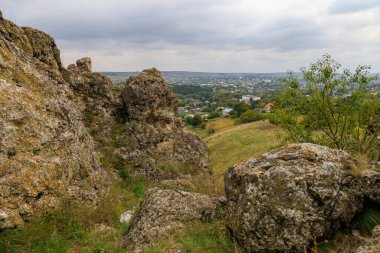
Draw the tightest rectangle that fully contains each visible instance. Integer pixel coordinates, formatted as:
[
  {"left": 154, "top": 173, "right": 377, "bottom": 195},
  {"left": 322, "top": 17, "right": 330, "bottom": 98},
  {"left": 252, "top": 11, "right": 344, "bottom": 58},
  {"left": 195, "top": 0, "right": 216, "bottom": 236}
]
[{"left": 105, "top": 71, "right": 380, "bottom": 126}]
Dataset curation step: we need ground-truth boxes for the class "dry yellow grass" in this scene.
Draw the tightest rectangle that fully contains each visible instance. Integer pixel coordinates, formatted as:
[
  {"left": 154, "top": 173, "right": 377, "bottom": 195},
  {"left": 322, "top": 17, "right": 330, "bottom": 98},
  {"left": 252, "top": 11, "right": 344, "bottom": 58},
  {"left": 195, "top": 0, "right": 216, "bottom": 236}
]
[{"left": 207, "top": 118, "right": 235, "bottom": 131}]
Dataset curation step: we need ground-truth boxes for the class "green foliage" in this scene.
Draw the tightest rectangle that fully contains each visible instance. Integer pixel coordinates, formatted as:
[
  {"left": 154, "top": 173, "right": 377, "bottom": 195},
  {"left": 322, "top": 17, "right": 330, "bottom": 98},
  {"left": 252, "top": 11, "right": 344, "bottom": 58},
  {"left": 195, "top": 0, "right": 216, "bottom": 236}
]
[
  {"left": 233, "top": 102, "right": 251, "bottom": 117},
  {"left": 239, "top": 109, "right": 264, "bottom": 123},
  {"left": 0, "top": 195, "right": 128, "bottom": 253},
  {"left": 131, "top": 180, "right": 147, "bottom": 198},
  {"left": 352, "top": 207, "right": 380, "bottom": 235},
  {"left": 273, "top": 54, "right": 380, "bottom": 159},
  {"left": 317, "top": 241, "right": 336, "bottom": 253},
  {"left": 192, "top": 114, "right": 203, "bottom": 126},
  {"left": 208, "top": 112, "right": 220, "bottom": 119},
  {"left": 184, "top": 115, "right": 204, "bottom": 127},
  {"left": 207, "top": 127, "right": 215, "bottom": 135}
]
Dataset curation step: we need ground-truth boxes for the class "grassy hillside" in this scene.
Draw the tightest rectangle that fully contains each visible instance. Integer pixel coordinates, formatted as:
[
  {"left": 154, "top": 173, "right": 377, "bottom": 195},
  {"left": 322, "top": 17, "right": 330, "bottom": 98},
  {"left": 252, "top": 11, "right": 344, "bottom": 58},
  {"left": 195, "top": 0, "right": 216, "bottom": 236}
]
[
  {"left": 189, "top": 118, "right": 285, "bottom": 195},
  {"left": 205, "top": 120, "right": 284, "bottom": 175},
  {"left": 189, "top": 118, "right": 235, "bottom": 138}
]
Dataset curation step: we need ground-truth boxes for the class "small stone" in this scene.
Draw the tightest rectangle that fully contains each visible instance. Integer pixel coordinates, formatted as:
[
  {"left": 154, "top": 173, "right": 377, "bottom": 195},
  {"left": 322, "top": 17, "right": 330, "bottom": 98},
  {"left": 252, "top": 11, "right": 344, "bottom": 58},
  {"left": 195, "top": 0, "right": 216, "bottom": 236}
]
[{"left": 120, "top": 210, "right": 134, "bottom": 224}]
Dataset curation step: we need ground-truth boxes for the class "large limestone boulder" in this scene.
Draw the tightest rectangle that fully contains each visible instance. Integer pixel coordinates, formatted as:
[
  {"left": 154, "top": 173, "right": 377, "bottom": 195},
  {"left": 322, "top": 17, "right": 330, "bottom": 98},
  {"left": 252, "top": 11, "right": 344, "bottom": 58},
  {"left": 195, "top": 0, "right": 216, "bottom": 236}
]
[
  {"left": 124, "top": 188, "right": 225, "bottom": 252},
  {"left": 120, "top": 68, "right": 210, "bottom": 180},
  {"left": 224, "top": 143, "right": 380, "bottom": 252},
  {"left": 0, "top": 13, "right": 109, "bottom": 229}
]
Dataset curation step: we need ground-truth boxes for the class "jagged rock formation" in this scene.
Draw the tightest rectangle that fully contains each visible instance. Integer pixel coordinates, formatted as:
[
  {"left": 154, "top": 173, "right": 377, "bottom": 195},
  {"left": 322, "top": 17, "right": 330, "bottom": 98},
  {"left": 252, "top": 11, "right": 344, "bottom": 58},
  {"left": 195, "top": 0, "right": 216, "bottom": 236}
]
[
  {"left": 124, "top": 188, "right": 225, "bottom": 252},
  {"left": 120, "top": 68, "right": 210, "bottom": 180},
  {"left": 66, "top": 57, "right": 116, "bottom": 139},
  {"left": 67, "top": 57, "right": 115, "bottom": 115},
  {"left": 0, "top": 14, "right": 110, "bottom": 229},
  {"left": 224, "top": 143, "right": 380, "bottom": 252}
]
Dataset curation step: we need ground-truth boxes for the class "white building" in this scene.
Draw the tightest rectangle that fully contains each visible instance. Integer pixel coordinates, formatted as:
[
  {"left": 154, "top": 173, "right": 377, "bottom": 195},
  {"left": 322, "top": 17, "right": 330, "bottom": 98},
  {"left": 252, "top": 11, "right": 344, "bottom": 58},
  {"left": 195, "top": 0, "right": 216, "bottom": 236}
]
[
  {"left": 222, "top": 108, "right": 233, "bottom": 117},
  {"left": 240, "top": 95, "right": 261, "bottom": 102}
]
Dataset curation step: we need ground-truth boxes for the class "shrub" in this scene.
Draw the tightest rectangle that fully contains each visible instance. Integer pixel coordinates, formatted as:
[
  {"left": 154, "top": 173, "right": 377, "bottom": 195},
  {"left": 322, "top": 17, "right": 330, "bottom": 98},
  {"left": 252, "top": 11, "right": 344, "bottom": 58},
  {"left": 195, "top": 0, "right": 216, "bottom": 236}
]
[
  {"left": 274, "top": 54, "right": 380, "bottom": 160},
  {"left": 208, "top": 112, "right": 220, "bottom": 119},
  {"left": 240, "top": 109, "right": 264, "bottom": 123},
  {"left": 207, "top": 127, "right": 215, "bottom": 135},
  {"left": 191, "top": 115, "right": 203, "bottom": 126}
]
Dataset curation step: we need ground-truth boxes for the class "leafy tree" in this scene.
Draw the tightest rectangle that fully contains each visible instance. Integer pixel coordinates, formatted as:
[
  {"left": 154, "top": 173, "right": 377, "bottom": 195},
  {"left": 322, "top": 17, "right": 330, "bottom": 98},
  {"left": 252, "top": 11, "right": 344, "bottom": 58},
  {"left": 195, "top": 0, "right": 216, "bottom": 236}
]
[
  {"left": 208, "top": 112, "right": 220, "bottom": 119},
  {"left": 191, "top": 114, "right": 203, "bottom": 126},
  {"left": 233, "top": 102, "right": 251, "bottom": 117},
  {"left": 273, "top": 54, "right": 380, "bottom": 159},
  {"left": 240, "top": 109, "right": 264, "bottom": 123}
]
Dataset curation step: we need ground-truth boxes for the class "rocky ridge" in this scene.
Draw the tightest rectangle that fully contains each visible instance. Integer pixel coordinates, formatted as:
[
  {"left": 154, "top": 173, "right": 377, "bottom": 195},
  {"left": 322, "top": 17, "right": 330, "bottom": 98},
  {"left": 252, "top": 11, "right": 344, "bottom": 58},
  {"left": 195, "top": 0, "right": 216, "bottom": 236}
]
[
  {"left": 0, "top": 15, "right": 110, "bottom": 229},
  {"left": 0, "top": 13, "right": 211, "bottom": 229}
]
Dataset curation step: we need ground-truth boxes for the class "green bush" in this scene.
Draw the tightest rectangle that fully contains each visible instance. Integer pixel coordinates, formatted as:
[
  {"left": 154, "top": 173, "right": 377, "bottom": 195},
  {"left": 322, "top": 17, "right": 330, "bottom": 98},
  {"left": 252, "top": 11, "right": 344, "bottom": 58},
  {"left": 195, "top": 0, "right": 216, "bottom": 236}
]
[
  {"left": 274, "top": 54, "right": 380, "bottom": 159},
  {"left": 191, "top": 115, "right": 203, "bottom": 126},
  {"left": 240, "top": 109, "right": 264, "bottom": 123},
  {"left": 352, "top": 207, "right": 380, "bottom": 235},
  {"left": 208, "top": 112, "right": 220, "bottom": 119}
]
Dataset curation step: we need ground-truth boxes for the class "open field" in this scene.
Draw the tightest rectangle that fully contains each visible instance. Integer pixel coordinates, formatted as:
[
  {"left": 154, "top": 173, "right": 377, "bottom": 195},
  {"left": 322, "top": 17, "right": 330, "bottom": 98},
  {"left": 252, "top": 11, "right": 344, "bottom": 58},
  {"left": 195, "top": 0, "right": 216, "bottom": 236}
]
[
  {"left": 188, "top": 118, "right": 235, "bottom": 138},
  {"left": 206, "top": 119, "right": 284, "bottom": 175},
  {"left": 189, "top": 119, "right": 285, "bottom": 195}
]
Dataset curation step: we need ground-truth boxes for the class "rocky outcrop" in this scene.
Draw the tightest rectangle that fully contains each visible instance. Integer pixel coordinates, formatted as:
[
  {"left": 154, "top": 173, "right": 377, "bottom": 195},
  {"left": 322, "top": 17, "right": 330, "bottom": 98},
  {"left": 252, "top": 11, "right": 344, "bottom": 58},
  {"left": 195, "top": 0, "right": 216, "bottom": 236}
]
[
  {"left": 0, "top": 14, "right": 109, "bottom": 229},
  {"left": 66, "top": 57, "right": 115, "bottom": 138},
  {"left": 67, "top": 57, "right": 115, "bottom": 114},
  {"left": 124, "top": 188, "right": 225, "bottom": 252},
  {"left": 224, "top": 143, "right": 380, "bottom": 252},
  {"left": 120, "top": 68, "right": 210, "bottom": 179}
]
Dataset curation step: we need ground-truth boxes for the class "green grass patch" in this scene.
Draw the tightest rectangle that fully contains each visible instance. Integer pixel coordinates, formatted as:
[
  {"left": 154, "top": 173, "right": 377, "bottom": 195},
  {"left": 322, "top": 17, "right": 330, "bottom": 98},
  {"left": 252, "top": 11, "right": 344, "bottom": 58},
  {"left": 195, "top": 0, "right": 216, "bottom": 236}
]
[
  {"left": 0, "top": 195, "right": 129, "bottom": 253},
  {"left": 145, "top": 221, "right": 241, "bottom": 253}
]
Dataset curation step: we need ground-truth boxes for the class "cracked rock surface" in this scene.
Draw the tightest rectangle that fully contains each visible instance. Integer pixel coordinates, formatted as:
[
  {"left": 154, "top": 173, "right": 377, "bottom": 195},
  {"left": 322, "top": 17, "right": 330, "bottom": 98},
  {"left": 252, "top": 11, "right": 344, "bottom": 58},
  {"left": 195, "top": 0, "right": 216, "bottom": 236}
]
[{"left": 225, "top": 143, "right": 380, "bottom": 252}]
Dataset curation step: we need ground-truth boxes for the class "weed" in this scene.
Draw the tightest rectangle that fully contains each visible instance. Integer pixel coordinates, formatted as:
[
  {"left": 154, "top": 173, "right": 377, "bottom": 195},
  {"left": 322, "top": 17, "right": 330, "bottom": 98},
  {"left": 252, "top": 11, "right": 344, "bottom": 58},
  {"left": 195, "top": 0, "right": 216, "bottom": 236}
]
[{"left": 352, "top": 207, "right": 380, "bottom": 236}]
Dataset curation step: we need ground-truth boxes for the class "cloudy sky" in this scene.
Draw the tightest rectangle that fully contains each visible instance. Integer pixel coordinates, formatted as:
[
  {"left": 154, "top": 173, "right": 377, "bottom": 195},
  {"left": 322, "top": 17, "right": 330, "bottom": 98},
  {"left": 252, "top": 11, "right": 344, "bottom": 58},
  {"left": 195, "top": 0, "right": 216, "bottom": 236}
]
[{"left": 2, "top": 0, "right": 380, "bottom": 72}]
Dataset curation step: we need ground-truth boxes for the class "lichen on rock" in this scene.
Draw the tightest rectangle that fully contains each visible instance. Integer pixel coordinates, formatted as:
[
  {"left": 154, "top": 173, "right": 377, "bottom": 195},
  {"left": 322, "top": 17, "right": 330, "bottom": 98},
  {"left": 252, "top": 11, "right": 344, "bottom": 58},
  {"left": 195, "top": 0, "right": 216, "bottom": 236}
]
[
  {"left": 124, "top": 188, "right": 225, "bottom": 252},
  {"left": 0, "top": 14, "right": 110, "bottom": 229},
  {"left": 224, "top": 143, "right": 380, "bottom": 252},
  {"left": 119, "top": 68, "right": 211, "bottom": 180}
]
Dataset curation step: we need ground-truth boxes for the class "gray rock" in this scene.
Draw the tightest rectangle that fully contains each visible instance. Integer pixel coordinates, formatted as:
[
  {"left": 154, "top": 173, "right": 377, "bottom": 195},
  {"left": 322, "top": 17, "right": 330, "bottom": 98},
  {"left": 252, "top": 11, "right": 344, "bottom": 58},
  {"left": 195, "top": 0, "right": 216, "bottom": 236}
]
[
  {"left": 120, "top": 209, "right": 134, "bottom": 224},
  {"left": 76, "top": 57, "right": 92, "bottom": 72},
  {"left": 0, "top": 14, "right": 110, "bottom": 229},
  {"left": 224, "top": 143, "right": 380, "bottom": 252},
  {"left": 120, "top": 69, "right": 210, "bottom": 180},
  {"left": 355, "top": 226, "right": 380, "bottom": 253},
  {"left": 124, "top": 188, "right": 224, "bottom": 252}
]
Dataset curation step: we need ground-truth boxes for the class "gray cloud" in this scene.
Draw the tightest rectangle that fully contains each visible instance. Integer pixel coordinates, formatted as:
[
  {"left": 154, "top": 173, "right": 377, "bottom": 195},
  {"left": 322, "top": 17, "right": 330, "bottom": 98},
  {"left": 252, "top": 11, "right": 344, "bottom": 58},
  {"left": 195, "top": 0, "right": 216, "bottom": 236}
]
[
  {"left": 329, "top": 0, "right": 380, "bottom": 14},
  {"left": 1, "top": 0, "right": 380, "bottom": 72}
]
